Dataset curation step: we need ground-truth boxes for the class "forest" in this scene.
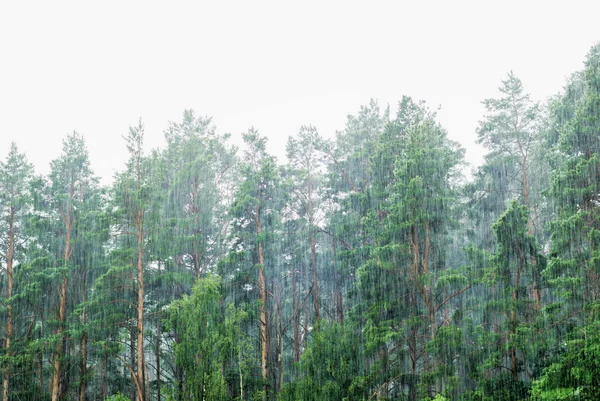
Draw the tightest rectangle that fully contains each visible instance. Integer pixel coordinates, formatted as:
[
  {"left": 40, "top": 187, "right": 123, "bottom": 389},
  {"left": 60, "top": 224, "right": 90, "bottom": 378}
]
[{"left": 2, "top": 43, "right": 600, "bottom": 401}]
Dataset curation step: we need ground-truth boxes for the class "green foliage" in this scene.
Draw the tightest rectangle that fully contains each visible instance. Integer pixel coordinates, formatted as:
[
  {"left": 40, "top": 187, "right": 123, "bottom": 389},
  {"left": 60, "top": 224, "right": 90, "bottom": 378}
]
[
  {"left": 543, "top": 46, "right": 600, "bottom": 383},
  {"left": 167, "top": 274, "right": 258, "bottom": 401},
  {"left": 355, "top": 97, "right": 468, "bottom": 400},
  {"left": 279, "top": 321, "right": 367, "bottom": 401},
  {"left": 105, "top": 393, "right": 132, "bottom": 401},
  {"left": 470, "top": 201, "right": 546, "bottom": 399},
  {"left": 532, "top": 320, "right": 600, "bottom": 401},
  {"left": 5, "top": 44, "right": 600, "bottom": 401}
]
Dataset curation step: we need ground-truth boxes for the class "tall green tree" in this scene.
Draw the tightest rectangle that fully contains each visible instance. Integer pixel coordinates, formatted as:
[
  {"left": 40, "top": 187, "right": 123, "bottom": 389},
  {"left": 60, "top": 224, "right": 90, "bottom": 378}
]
[
  {"left": 323, "top": 100, "right": 387, "bottom": 323},
  {"left": 477, "top": 72, "right": 541, "bottom": 213},
  {"left": 540, "top": 47, "right": 600, "bottom": 392},
  {"left": 231, "top": 129, "right": 279, "bottom": 392},
  {"left": 476, "top": 202, "right": 546, "bottom": 400},
  {"left": 163, "top": 110, "right": 237, "bottom": 280},
  {"left": 112, "top": 120, "right": 157, "bottom": 401},
  {"left": 468, "top": 72, "right": 547, "bottom": 263},
  {"left": 286, "top": 125, "right": 326, "bottom": 329},
  {"left": 0, "top": 143, "right": 34, "bottom": 401},
  {"left": 46, "top": 132, "right": 97, "bottom": 401},
  {"left": 359, "top": 98, "right": 467, "bottom": 400},
  {"left": 546, "top": 43, "right": 600, "bottom": 328}
]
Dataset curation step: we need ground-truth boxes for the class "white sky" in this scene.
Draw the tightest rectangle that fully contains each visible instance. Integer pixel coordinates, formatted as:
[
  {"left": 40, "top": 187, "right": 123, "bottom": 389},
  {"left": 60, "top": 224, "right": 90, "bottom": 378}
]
[{"left": 1, "top": 1, "right": 598, "bottom": 184}]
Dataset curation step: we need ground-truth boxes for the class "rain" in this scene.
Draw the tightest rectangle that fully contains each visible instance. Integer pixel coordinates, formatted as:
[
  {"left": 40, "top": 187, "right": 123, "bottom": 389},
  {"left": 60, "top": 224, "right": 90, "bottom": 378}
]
[{"left": 2, "top": 3, "right": 600, "bottom": 401}]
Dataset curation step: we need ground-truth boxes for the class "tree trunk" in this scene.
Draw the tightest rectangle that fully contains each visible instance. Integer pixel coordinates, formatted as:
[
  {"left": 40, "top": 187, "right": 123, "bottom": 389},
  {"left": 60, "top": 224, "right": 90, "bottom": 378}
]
[
  {"left": 100, "top": 354, "right": 108, "bottom": 400},
  {"left": 61, "top": 339, "right": 70, "bottom": 400},
  {"left": 39, "top": 349, "right": 44, "bottom": 394},
  {"left": 52, "top": 220, "right": 72, "bottom": 401},
  {"left": 511, "top": 240, "right": 524, "bottom": 381},
  {"left": 130, "top": 327, "right": 136, "bottom": 401},
  {"left": 2, "top": 209, "right": 14, "bottom": 401},
  {"left": 331, "top": 237, "right": 343, "bottom": 324},
  {"left": 292, "top": 271, "right": 300, "bottom": 363},
  {"left": 79, "top": 317, "right": 88, "bottom": 401},
  {"left": 156, "top": 264, "right": 162, "bottom": 401},
  {"left": 238, "top": 345, "right": 244, "bottom": 401},
  {"left": 276, "top": 296, "right": 283, "bottom": 391},
  {"left": 521, "top": 157, "right": 542, "bottom": 310},
  {"left": 408, "top": 293, "right": 418, "bottom": 401},
  {"left": 308, "top": 177, "right": 320, "bottom": 325},
  {"left": 136, "top": 209, "right": 146, "bottom": 401},
  {"left": 79, "top": 271, "right": 88, "bottom": 401},
  {"left": 172, "top": 325, "right": 183, "bottom": 401},
  {"left": 255, "top": 205, "right": 268, "bottom": 390},
  {"left": 310, "top": 235, "right": 320, "bottom": 324},
  {"left": 39, "top": 310, "right": 45, "bottom": 391}
]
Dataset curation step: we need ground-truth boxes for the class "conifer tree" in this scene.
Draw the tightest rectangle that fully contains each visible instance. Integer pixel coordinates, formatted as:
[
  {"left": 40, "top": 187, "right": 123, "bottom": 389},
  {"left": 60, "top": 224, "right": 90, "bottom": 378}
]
[
  {"left": 113, "top": 120, "right": 154, "bottom": 401},
  {"left": 286, "top": 126, "right": 326, "bottom": 330},
  {"left": 47, "top": 132, "right": 97, "bottom": 401},
  {"left": 0, "top": 143, "right": 34, "bottom": 401},
  {"left": 360, "top": 98, "right": 466, "bottom": 400}
]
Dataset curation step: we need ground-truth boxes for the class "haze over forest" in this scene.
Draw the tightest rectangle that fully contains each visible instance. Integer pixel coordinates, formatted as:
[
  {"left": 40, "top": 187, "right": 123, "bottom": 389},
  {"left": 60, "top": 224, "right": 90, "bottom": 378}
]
[{"left": 2, "top": 39, "right": 600, "bottom": 401}]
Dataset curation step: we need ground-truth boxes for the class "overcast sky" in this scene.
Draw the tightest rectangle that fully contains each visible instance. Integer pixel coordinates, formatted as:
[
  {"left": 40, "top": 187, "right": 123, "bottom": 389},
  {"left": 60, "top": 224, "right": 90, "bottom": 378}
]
[{"left": 1, "top": 1, "right": 598, "bottom": 183}]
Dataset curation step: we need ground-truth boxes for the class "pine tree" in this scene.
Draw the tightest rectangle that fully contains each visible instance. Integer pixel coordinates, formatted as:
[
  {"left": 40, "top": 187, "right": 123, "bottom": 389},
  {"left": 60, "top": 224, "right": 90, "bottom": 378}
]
[
  {"left": 46, "top": 132, "right": 97, "bottom": 401},
  {"left": 546, "top": 43, "right": 600, "bottom": 328},
  {"left": 286, "top": 126, "right": 326, "bottom": 330},
  {"left": 360, "top": 98, "right": 466, "bottom": 400},
  {"left": 468, "top": 72, "right": 547, "bottom": 306},
  {"left": 113, "top": 120, "right": 155, "bottom": 401},
  {"left": 163, "top": 109, "right": 237, "bottom": 280},
  {"left": 477, "top": 201, "right": 545, "bottom": 399},
  {"left": 217, "top": 128, "right": 283, "bottom": 397},
  {"left": 0, "top": 143, "right": 34, "bottom": 401}
]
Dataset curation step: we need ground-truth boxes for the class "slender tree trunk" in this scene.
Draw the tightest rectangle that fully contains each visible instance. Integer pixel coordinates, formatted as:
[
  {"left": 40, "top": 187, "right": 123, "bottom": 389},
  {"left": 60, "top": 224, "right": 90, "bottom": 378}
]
[
  {"left": 380, "top": 347, "right": 389, "bottom": 399},
  {"left": 307, "top": 175, "right": 320, "bottom": 325},
  {"left": 511, "top": 344, "right": 518, "bottom": 381},
  {"left": 130, "top": 327, "right": 136, "bottom": 401},
  {"left": 276, "top": 296, "right": 283, "bottom": 391},
  {"left": 238, "top": 344, "right": 244, "bottom": 401},
  {"left": 156, "top": 319, "right": 161, "bottom": 401},
  {"left": 331, "top": 237, "right": 343, "bottom": 324},
  {"left": 173, "top": 326, "right": 183, "bottom": 401},
  {"left": 303, "top": 278, "right": 309, "bottom": 348},
  {"left": 193, "top": 249, "right": 201, "bottom": 280},
  {"left": 52, "top": 220, "right": 72, "bottom": 401},
  {"left": 39, "top": 309, "right": 45, "bottom": 391},
  {"left": 79, "top": 270, "right": 88, "bottom": 401},
  {"left": 522, "top": 159, "right": 530, "bottom": 213},
  {"left": 2, "top": 209, "right": 14, "bottom": 401},
  {"left": 100, "top": 354, "right": 108, "bottom": 400},
  {"left": 408, "top": 293, "right": 418, "bottom": 401},
  {"left": 310, "top": 234, "right": 320, "bottom": 323},
  {"left": 156, "top": 263, "right": 162, "bottom": 401},
  {"left": 521, "top": 158, "right": 542, "bottom": 310},
  {"left": 61, "top": 341, "right": 70, "bottom": 399},
  {"left": 424, "top": 222, "right": 441, "bottom": 395},
  {"left": 51, "top": 281, "right": 67, "bottom": 401},
  {"left": 79, "top": 319, "right": 88, "bottom": 401},
  {"left": 292, "top": 271, "right": 300, "bottom": 363},
  {"left": 511, "top": 241, "right": 524, "bottom": 381},
  {"left": 39, "top": 351, "right": 44, "bottom": 392},
  {"left": 255, "top": 205, "right": 268, "bottom": 390},
  {"left": 136, "top": 209, "right": 146, "bottom": 401},
  {"left": 192, "top": 180, "right": 202, "bottom": 280}
]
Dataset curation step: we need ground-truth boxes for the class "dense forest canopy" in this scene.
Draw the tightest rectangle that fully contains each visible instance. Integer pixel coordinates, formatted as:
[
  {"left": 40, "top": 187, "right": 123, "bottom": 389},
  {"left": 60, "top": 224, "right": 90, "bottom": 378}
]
[{"left": 2, "top": 43, "right": 600, "bottom": 401}]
